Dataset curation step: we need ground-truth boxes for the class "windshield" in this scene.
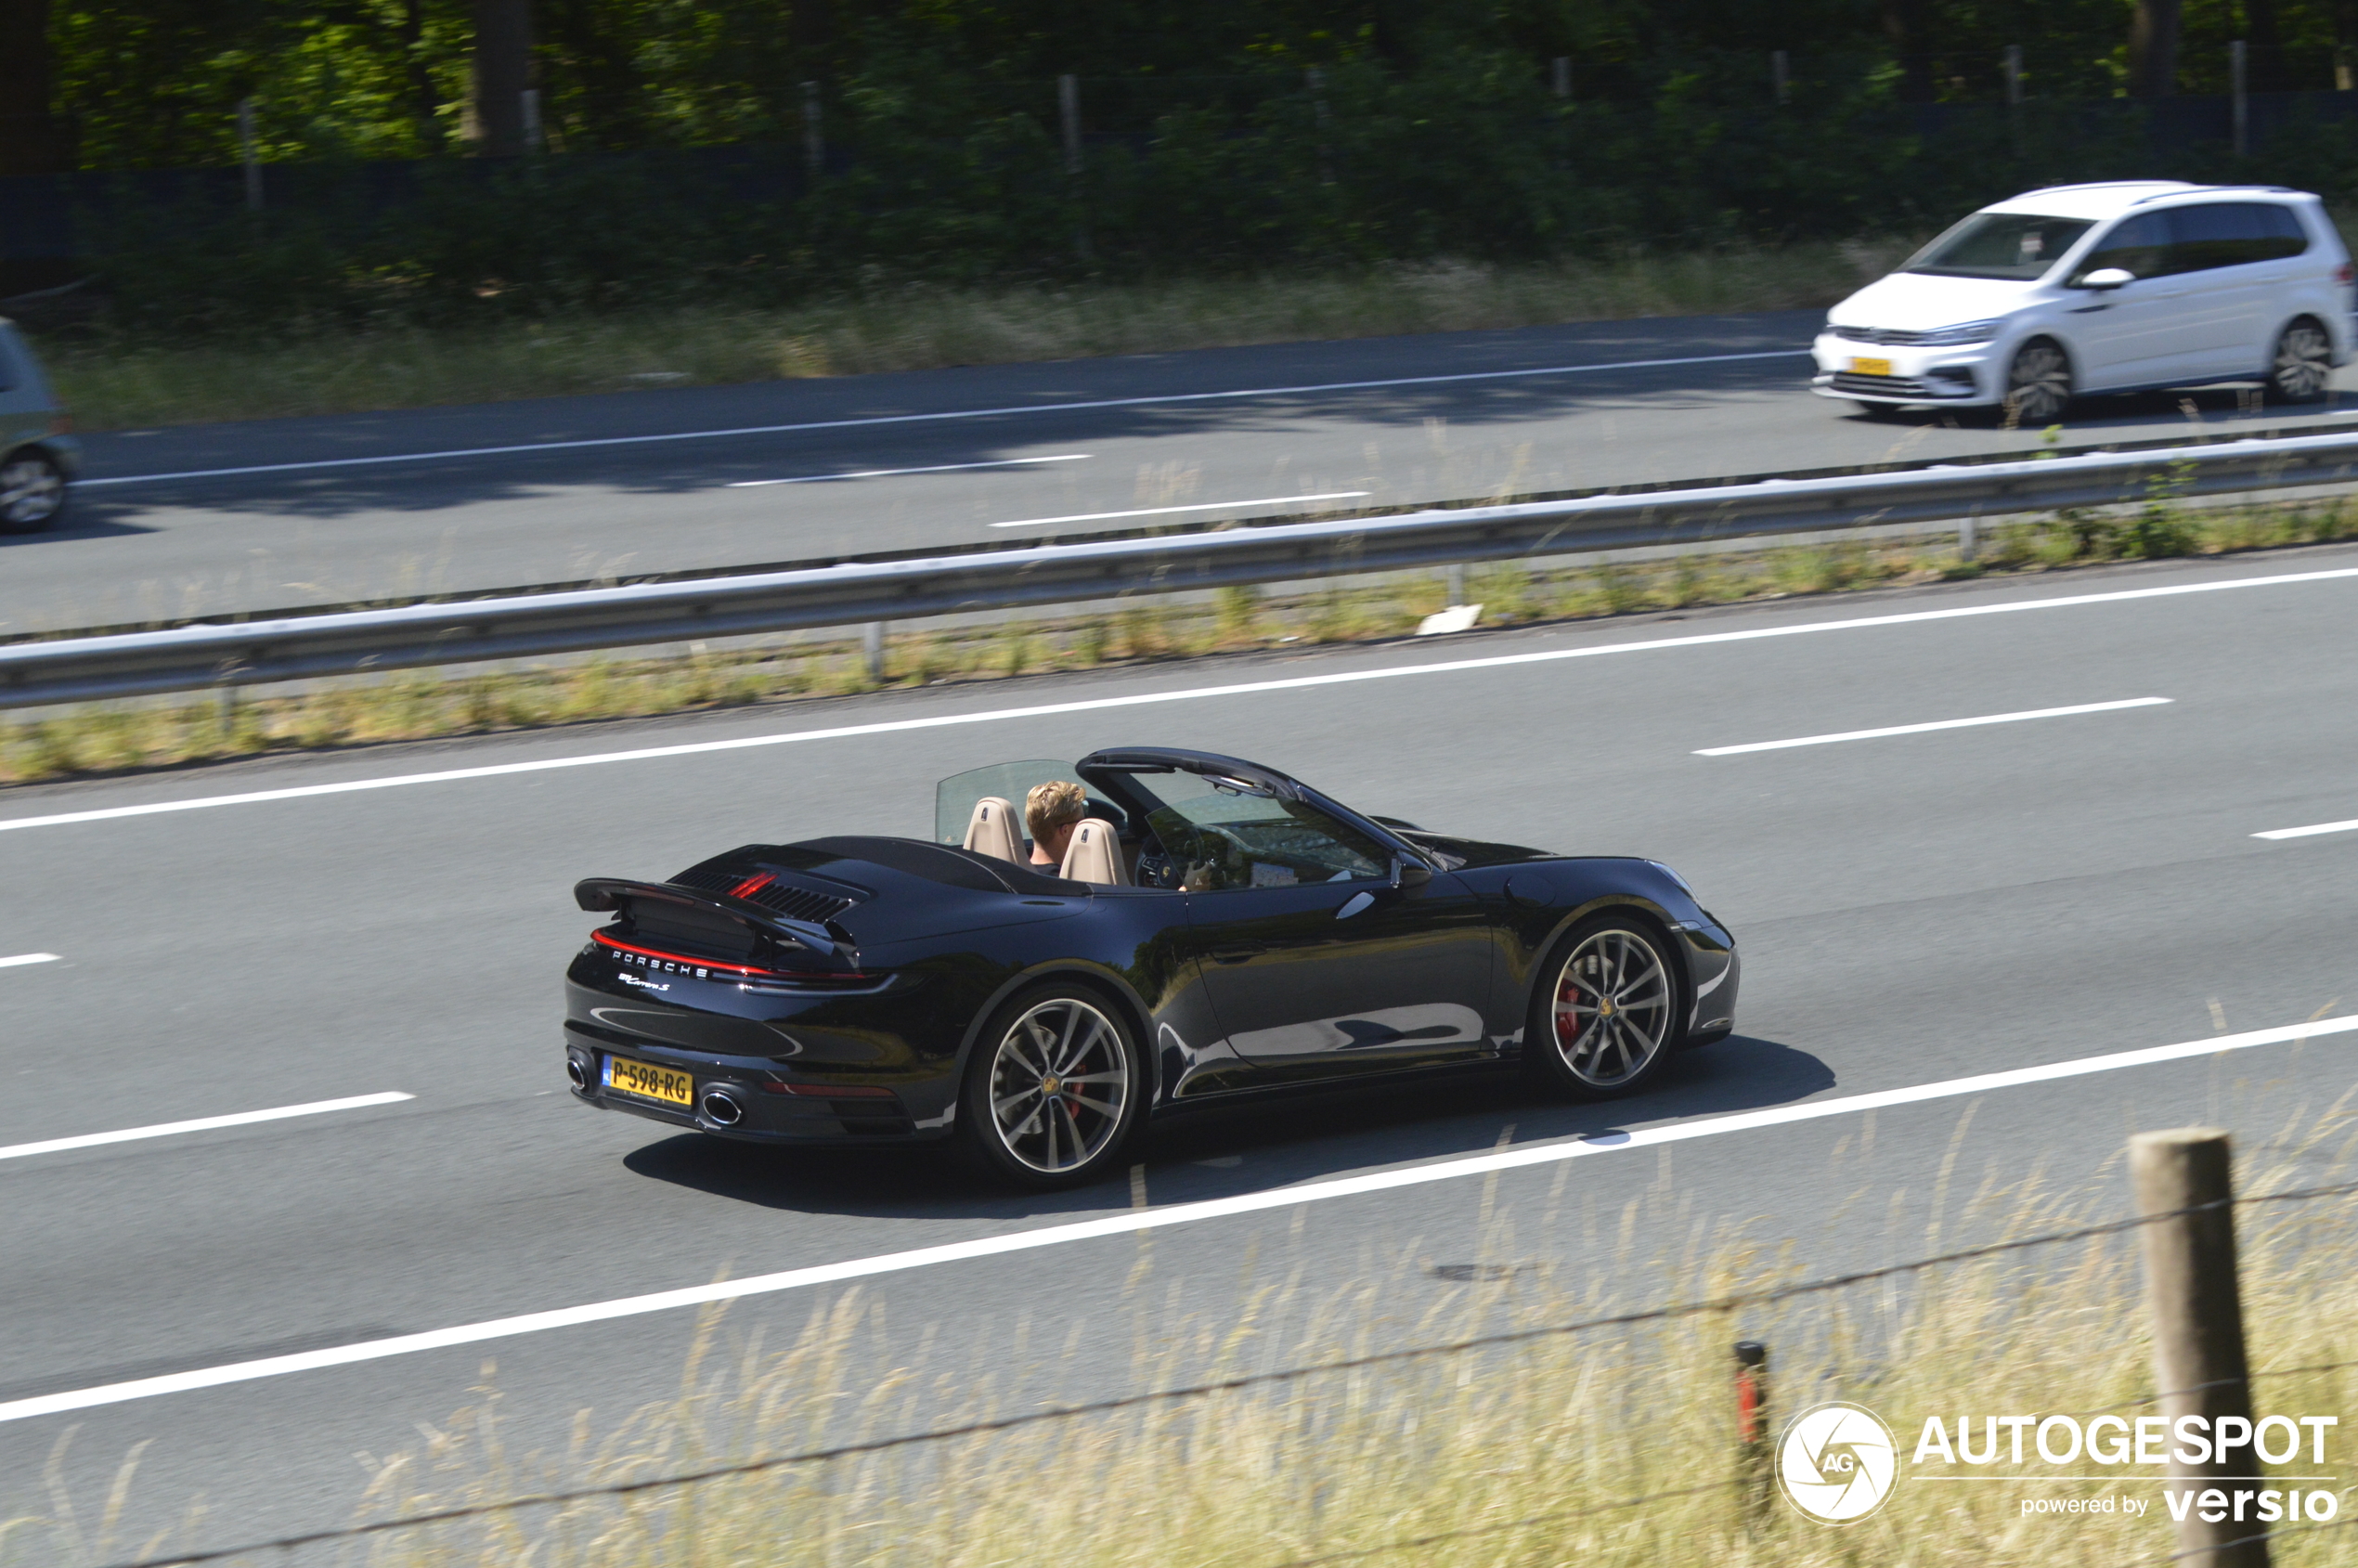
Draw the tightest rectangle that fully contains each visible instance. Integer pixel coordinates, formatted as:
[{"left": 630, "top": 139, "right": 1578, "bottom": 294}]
[
  {"left": 1904, "top": 213, "right": 2093, "bottom": 280},
  {"left": 1124, "top": 770, "right": 1392, "bottom": 890}
]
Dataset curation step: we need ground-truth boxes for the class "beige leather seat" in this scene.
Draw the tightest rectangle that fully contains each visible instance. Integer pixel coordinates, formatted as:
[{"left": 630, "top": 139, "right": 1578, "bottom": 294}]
[
  {"left": 963, "top": 797, "right": 1022, "bottom": 863},
  {"left": 1058, "top": 819, "right": 1131, "bottom": 886}
]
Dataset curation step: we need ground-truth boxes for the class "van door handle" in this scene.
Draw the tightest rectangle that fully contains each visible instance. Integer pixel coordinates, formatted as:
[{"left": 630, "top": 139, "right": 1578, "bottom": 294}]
[{"left": 1209, "top": 943, "right": 1266, "bottom": 964}]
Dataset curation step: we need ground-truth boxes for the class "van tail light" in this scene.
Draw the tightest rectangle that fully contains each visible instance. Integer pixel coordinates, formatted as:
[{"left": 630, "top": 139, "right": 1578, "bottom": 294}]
[
  {"left": 2338, "top": 262, "right": 2355, "bottom": 286},
  {"left": 46, "top": 415, "right": 72, "bottom": 436}
]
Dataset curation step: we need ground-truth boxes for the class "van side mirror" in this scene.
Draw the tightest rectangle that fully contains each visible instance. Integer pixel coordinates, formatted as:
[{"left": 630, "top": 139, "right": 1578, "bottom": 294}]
[{"left": 2079, "top": 267, "right": 2134, "bottom": 291}]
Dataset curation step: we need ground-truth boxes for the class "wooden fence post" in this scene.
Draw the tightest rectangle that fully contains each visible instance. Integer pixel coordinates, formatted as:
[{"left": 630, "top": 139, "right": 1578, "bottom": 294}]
[
  {"left": 1734, "top": 1340, "right": 1771, "bottom": 1520},
  {"left": 2131, "top": 1128, "right": 2270, "bottom": 1568}
]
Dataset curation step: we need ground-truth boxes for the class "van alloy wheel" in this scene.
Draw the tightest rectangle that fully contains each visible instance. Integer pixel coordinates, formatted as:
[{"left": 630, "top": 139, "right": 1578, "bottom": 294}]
[
  {"left": 2268, "top": 321, "right": 2332, "bottom": 404},
  {"left": 0, "top": 454, "right": 64, "bottom": 530},
  {"left": 2002, "top": 341, "right": 2071, "bottom": 425}
]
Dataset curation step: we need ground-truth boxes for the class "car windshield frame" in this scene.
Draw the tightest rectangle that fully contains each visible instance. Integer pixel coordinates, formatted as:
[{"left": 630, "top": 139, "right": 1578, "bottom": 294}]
[{"left": 1901, "top": 212, "right": 2096, "bottom": 281}]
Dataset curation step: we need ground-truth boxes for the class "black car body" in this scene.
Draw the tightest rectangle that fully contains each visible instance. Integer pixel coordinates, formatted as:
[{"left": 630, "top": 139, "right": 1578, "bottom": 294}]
[{"left": 565, "top": 747, "right": 1738, "bottom": 1186}]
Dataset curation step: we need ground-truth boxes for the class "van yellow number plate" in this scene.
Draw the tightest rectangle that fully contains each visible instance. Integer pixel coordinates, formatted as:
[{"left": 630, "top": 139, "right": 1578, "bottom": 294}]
[
  {"left": 604, "top": 1055, "right": 694, "bottom": 1107},
  {"left": 1850, "top": 356, "right": 1893, "bottom": 377}
]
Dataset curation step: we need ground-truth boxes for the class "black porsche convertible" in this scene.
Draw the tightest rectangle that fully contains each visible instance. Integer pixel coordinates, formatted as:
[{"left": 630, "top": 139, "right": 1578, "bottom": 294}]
[{"left": 564, "top": 747, "right": 1739, "bottom": 1188}]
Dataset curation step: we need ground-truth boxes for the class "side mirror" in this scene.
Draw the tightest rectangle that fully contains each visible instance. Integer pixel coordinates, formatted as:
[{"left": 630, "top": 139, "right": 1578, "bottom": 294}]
[
  {"left": 2079, "top": 267, "right": 2134, "bottom": 291},
  {"left": 1392, "top": 856, "right": 1433, "bottom": 889}
]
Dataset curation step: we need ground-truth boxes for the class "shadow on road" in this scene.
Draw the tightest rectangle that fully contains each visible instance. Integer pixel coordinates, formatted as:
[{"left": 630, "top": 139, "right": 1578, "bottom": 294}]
[{"left": 617, "top": 1032, "right": 1835, "bottom": 1223}]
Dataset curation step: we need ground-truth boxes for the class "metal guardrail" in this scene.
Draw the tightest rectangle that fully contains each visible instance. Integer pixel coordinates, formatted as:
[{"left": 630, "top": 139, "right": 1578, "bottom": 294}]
[{"left": 3, "top": 430, "right": 2354, "bottom": 710}]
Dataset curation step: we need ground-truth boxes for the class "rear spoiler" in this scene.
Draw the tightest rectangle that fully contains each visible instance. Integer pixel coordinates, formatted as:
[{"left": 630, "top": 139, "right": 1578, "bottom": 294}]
[{"left": 574, "top": 877, "right": 843, "bottom": 958}]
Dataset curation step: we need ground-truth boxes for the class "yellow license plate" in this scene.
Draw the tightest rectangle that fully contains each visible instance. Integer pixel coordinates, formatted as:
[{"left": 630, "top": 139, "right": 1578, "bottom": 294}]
[
  {"left": 1850, "top": 356, "right": 1893, "bottom": 377},
  {"left": 603, "top": 1055, "right": 694, "bottom": 1107}
]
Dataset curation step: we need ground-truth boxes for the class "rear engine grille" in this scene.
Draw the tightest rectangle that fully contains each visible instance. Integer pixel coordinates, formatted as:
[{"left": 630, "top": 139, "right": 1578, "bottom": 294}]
[{"left": 669, "top": 866, "right": 856, "bottom": 924}]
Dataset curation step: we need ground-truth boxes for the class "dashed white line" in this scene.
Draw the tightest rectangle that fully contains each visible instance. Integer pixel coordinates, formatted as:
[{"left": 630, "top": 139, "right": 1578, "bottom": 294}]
[
  {"left": 0, "top": 952, "right": 59, "bottom": 968},
  {"left": 78, "top": 349, "right": 1805, "bottom": 488},
  {"left": 987, "top": 491, "right": 1368, "bottom": 528},
  {"left": 0, "top": 563, "right": 2352, "bottom": 837},
  {"left": 0, "top": 1016, "right": 2346, "bottom": 1426},
  {"left": 726, "top": 454, "right": 1089, "bottom": 488},
  {"left": 1695, "top": 697, "right": 2173, "bottom": 756},
  {"left": 0, "top": 1092, "right": 413, "bottom": 1164},
  {"left": 2254, "top": 817, "right": 2358, "bottom": 840}
]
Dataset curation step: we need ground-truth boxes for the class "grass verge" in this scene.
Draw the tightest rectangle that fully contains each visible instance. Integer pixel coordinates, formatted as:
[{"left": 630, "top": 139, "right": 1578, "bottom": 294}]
[
  {"left": 35, "top": 242, "right": 1911, "bottom": 431},
  {"left": 4, "top": 490, "right": 2354, "bottom": 793},
  {"left": 14, "top": 1101, "right": 2354, "bottom": 1566}
]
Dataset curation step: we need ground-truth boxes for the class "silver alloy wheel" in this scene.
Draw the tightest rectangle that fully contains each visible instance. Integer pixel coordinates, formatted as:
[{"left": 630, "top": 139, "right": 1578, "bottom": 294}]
[
  {"left": 985, "top": 996, "right": 1132, "bottom": 1174},
  {"left": 2272, "top": 322, "right": 2332, "bottom": 402},
  {"left": 0, "top": 456, "right": 63, "bottom": 527},
  {"left": 2003, "top": 341, "right": 2071, "bottom": 425},
  {"left": 1549, "top": 928, "right": 1673, "bottom": 1089}
]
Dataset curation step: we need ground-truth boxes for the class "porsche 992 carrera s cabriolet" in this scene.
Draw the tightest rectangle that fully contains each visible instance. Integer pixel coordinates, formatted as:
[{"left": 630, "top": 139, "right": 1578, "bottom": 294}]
[{"left": 564, "top": 748, "right": 1739, "bottom": 1188}]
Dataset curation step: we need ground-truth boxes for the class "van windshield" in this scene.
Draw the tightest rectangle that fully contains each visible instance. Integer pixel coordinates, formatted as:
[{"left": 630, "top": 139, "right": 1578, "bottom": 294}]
[{"left": 1904, "top": 214, "right": 2093, "bottom": 280}]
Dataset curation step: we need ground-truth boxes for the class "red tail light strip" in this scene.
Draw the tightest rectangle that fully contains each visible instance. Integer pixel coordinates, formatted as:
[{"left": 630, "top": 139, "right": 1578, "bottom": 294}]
[
  {"left": 727, "top": 872, "right": 776, "bottom": 900},
  {"left": 591, "top": 930, "right": 771, "bottom": 977}
]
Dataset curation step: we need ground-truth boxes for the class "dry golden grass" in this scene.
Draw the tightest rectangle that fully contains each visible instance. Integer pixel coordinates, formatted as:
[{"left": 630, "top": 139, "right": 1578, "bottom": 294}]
[
  {"left": 39, "top": 243, "right": 1912, "bottom": 431},
  {"left": 13, "top": 1100, "right": 2353, "bottom": 1568}
]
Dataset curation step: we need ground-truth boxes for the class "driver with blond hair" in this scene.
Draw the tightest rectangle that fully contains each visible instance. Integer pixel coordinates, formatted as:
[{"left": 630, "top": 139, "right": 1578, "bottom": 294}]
[{"left": 1025, "top": 779, "right": 1089, "bottom": 869}]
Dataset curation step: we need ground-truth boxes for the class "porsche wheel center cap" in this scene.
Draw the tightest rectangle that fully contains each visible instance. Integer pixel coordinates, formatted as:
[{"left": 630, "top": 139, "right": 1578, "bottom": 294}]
[
  {"left": 1042, "top": 1075, "right": 1063, "bottom": 1095},
  {"left": 1597, "top": 997, "right": 1617, "bottom": 1017}
]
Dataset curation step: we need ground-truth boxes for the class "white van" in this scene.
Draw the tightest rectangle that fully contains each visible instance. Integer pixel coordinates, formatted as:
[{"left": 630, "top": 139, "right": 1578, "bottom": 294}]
[
  {"left": 0, "top": 319, "right": 79, "bottom": 529},
  {"left": 1811, "top": 182, "right": 2354, "bottom": 421}
]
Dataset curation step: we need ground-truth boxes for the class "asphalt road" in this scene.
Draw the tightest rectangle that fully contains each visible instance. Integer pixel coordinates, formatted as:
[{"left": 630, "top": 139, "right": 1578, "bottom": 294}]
[
  {"left": 2, "top": 542, "right": 2354, "bottom": 1554},
  {"left": 16, "top": 310, "right": 2358, "bottom": 636}
]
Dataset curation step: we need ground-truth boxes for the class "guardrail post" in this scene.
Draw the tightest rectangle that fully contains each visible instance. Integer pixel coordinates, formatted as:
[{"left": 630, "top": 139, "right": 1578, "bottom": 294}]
[
  {"left": 1958, "top": 514, "right": 1977, "bottom": 561},
  {"left": 863, "top": 621, "right": 887, "bottom": 684},
  {"left": 2131, "top": 1128, "right": 2269, "bottom": 1568},
  {"left": 1445, "top": 563, "right": 1468, "bottom": 607},
  {"left": 1734, "top": 1340, "right": 1771, "bottom": 1520}
]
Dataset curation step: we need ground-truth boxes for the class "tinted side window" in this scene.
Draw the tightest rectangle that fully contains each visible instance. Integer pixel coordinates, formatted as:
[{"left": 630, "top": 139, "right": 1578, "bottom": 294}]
[
  {"left": 2070, "top": 214, "right": 2171, "bottom": 283},
  {"left": 2168, "top": 203, "right": 2310, "bottom": 272}
]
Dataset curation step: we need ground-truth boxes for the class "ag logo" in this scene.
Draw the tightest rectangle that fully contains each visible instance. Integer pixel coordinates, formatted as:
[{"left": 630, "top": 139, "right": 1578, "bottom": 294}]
[{"left": 1776, "top": 1402, "right": 1898, "bottom": 1524}]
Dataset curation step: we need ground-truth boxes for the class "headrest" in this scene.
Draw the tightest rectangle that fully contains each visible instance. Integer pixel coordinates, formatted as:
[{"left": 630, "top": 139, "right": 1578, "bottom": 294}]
[
  {"left": 962, "top": 796, "right": 1021, "bottom": 863},
  {"left": 1059, "top": 818, "right": 1130, "bottom": 886}
]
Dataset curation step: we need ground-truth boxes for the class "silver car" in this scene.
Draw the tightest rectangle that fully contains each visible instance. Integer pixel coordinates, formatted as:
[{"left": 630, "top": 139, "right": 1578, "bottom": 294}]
[{"left": 0, "top": 318, "right": 81, "bottom": 530}]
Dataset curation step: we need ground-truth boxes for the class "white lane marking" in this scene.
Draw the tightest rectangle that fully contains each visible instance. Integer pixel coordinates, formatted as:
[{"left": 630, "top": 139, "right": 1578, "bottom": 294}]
[
  {"left": 988, "top": 492, "right": 1368, "bottom": 529},
  {"left": 0, "top": 1093, "right": 413, "bottom": 1164},
  {"left": 2254, "top": 817, "right": 2358, "bottom": 840},
  {"left": 2, "top": 562, "right": 2353, "bottom": 837},
  {"left": 2, "top": 1016, "right": 2347, "bottom": 1426},
  {"left": 0, "top": 952, "right": 59, "bottom": 968},
  {"left": 78, "top": 350, "right": 1806, "bottom": 487},
  {"left": 1695, "top": 697, "right": 2173, "bottom": 756},
  {"left": 726, "top": 454, "right": 1088, "bottom": 488}
]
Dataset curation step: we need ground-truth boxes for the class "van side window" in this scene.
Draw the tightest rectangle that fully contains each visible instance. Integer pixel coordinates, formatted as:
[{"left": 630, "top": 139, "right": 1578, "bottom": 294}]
[
  {"left": 2167, "top": 202, "right": 2309, "bottom": 273},
  {"left": 2069, "top": 214, "right": 2170, "bottom": 284}
]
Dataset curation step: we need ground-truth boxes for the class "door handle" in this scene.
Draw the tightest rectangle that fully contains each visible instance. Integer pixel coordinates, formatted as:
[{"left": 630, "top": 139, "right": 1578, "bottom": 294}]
[{"left": 1209, "top": 943, "right": 1266, "bottom": 964}]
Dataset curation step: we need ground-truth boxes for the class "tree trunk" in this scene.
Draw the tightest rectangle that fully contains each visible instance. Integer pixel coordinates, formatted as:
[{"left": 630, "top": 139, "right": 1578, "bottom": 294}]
[
  {"left": 2129, "top": 0, "right": 2184, "bottom": 97},
  {"left": 0, "top": 0, "right": 70, "bottom": 175},
  {"left": 1880, "top": 0, "right": 1936, "bottom": 104},
  {"left": 470, "top": 0, "right": 535, "bottom": 156},
  {"left": 400, "top": 0, "right": 445, "bottom": 154}
]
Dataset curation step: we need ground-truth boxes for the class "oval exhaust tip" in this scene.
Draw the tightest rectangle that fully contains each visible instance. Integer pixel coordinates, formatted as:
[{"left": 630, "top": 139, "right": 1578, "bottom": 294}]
[{"left": 701, "top": 1089, "right": 745, "bottom": 1125}]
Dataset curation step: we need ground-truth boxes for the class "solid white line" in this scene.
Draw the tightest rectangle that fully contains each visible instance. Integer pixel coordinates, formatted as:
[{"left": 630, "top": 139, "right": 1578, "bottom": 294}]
[
  {"left": 987, "top": 492, "right": 1368, "bottom": 528},
  {"left": 2, "top": 564, "right": 2353, "bottom": 838},
  {"left": 1694, "top": 697, "right": 2173, "bottom": 756},
  {"left": 0, "top": 952, "right": 59, "bottom": 968},
  {"left": 726, "top": 454, "right": 1088, "bottom": 488},
  {"left": 2254, "top": 817, "right": 2358, "bottom": 840},
  {"left": 0, "top": 1093, "right": 413, "bottom": 1164},
  {"left": 78, "top": 350, "right": 1806, "bottom": 487},
  {"left": 1, "top": 1016, "right": 2347, "bottom": 1426}
]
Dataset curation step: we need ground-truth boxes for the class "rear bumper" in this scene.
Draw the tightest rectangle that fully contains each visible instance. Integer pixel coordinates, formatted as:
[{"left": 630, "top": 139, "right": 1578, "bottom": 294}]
[{"left": 564, "top": 1022, "right": 956, "bottom": 1145}]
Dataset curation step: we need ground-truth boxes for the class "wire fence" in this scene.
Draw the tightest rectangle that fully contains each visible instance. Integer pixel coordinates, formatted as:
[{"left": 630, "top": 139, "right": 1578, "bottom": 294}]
[{"left": 78, "top": 1174, "right": 2358, "bottom": 1568}]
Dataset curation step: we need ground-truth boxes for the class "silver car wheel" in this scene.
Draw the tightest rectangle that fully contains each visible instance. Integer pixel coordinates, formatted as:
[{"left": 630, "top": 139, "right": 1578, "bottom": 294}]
[
  {"left": 2003, "top": 341, "right": 2072, "bottom": 425},
  {"left": 1550, "top": 928, "right": 1673, "bottom": 1089},
  {"left": 2271, "top": 322, "right": 2332, "bottom": 403},
  {"left": 0, "top": 456, "right": 63, "bottom": 527},
  {"left": 986, "top": 996, "right": 1132, "bottom": 1174}
]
